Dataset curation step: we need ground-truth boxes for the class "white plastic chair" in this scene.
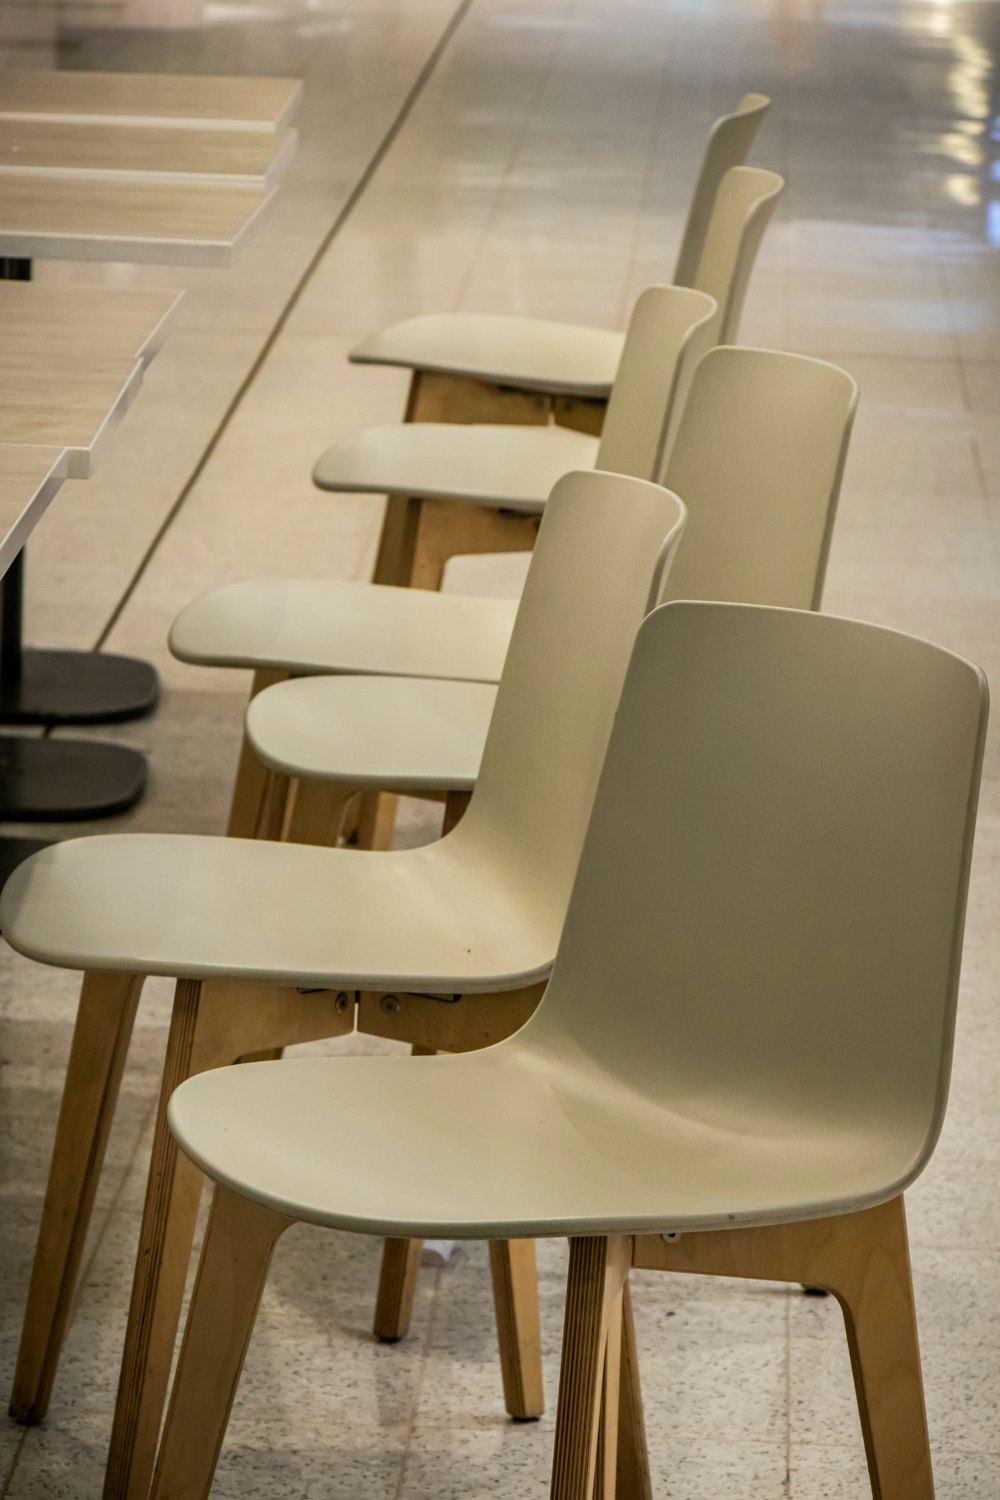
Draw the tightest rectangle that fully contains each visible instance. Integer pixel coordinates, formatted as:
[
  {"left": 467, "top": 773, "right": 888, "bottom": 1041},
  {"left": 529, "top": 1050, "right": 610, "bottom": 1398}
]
[
  {"left": 170, "top": 280, "right": 717, "bottom": 841},
  {"left": 150, "top": 600, "right": 988, "bottom": 1500},
  {"left": 315, "top": 165, "right": 783, "bottom": 590},
  {"left": 350, "top": 94, "right": 770, "bottom": 411},
  {"left": 243, "top": 345, "right": 859, "bottom": 848},
  {"left": 3, "top": 468, "right": 685, "bottom": 1500}
]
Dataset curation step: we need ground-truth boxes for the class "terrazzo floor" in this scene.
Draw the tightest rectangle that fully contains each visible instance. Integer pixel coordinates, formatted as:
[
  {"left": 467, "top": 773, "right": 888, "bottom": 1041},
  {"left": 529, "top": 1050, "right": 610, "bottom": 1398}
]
[{"left": 2, "top": 0, "right": 1000, "bottom": 1495}]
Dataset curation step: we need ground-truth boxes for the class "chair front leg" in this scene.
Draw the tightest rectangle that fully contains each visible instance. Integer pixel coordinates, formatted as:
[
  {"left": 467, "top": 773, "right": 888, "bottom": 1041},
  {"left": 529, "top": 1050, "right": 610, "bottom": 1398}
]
[
  {"left": 149, "top": 1184, "right": 292, "bottom": 1500},
  {"left": 373, "top": 1237, "right": 424, "bottom": 1341},
  {"left": 550, "top": 1235, "right": 632, "bottom": 1500},
  {"left": 491, "top": 1238, "right": 545, "bottom": 1420},
  {"left": 10, "top": 970, "right": 144, "bottom": 1424},
  {"left": 226, "top": 670, "right": 289, "bottom": 838},
  {"left": 103, "top": 979, "right": 352, "bottom": 1500}
]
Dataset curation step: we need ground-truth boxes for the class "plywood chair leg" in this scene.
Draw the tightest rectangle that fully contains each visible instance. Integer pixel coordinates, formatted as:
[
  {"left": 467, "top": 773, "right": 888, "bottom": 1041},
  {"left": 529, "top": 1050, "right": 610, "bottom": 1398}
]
[
  {"left": 149, "top": 1186, "right": 291, "bottom": 1500},
  {"left": 615, "top": 1283, "right": 653, "bottom": 1500},
  {"left": 632, "top": 1196, "right": 934, "bottom": 1499},
  {"left": 442, "top": 789, "right": 472, "bottom": 835},
  {"left": 553, "top": 395, "right": 607, "bottom": 437},
  {"left": 490, "top": 1238, "right": 544, "bottom": 1420},
  {"left": 405, "top": 368, "right": 552, "bottom": 427},
  {"left": 9, "top": 971, "right": 144, "bottom": 1424},
  {"left": 372, "top": 1041, "right": 437, "bottom": 1343},
  {"left": 282, "top": 778, "right": 361, "bottom": 847},
  {"left": 835, "top": 1200, "right": 934, "bottom": 1499},
  {"left": 373, "top": 1237, "right": 424, "bottom": 1342},
  {"left": 103, "top": 980, "right": 352, "bottom": 1500},
  {"left": 226, "top": 671, "right": 287, "bottom": 838},
  {"left": 408, "top": 498, "right": 539, "bottom": 593},
  {"left": 550, "top": 1236, "right": 632, "bottom": 1500},
  {"left": 350, "top": 790, "right": 399, "bottom": 852},
  {"left": 594, "top": 1283, "right": 623, "bottom": 1500}
]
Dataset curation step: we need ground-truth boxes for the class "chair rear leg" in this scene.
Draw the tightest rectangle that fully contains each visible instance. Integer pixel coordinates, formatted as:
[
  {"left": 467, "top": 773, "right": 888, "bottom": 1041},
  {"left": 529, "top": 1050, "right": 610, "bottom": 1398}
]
[
  {"left": 615, "top": 1282, "right": 653, "bottom": 1500},
  {"left": 10, "top": 971, "right": 144, "bottom": 1424},
  {"left": 830, "top": 1196, "right": 935, "bottom": 1499},
  {"left": 149, "top": 1185, "right": 291, "bottom": 1500},
  {"left": 490, "top": 1238, "right": 544, "bottom": 1420},
  {"left": 550, "top": 1236, "right": 632, "bottom": 1500}
]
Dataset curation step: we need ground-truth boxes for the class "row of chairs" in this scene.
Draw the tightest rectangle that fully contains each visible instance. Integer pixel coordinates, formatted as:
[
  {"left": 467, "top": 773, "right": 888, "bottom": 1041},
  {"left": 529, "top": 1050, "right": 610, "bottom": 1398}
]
[{"left": 3, "top": 95, "right": 988, "bottom": 1500}]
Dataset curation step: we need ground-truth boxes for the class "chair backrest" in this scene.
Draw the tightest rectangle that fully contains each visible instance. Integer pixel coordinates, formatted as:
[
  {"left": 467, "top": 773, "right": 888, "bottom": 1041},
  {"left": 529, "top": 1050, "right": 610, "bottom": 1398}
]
[
  {"left": 594, "top": 285, "right": 717, "bottom": 482},
  {"left": 674, "top": 93, "right": 770, "bottom": 288},
  {"left": 455, "top": 345, "right": 856, "bottom": 937},
  {"left": 690, "top": 165, "right": 783, "bottom": 344},
  {"left": 529, "top": 602, "right": 988, "bottom": 1204},
  {"left": 658, "top": 346, "right": 858, "bottom": 608},
  {"left": 449, "top": 470, "right": 686, "bottom": 921}
]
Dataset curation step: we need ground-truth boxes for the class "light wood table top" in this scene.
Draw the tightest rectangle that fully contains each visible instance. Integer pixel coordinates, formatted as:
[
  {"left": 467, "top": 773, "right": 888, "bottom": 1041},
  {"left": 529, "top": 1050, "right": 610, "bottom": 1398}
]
[
  {"left": 0, "top": 173, "right": 275, "bottom": 265},
  {"left": 0, "top": 118, "right": 297, "bottom": 187},
  {"left": 0, "top": 282, "right": 181, "bottom": 368},
  {"left": 0, "top": 445, "right": 68, "bottom": 577},
  {"left": 0, "top": 70, "right": 302, "bottom": 131},
  {"left": 0, "top": 284, "right": 182, "bottom": 472}
]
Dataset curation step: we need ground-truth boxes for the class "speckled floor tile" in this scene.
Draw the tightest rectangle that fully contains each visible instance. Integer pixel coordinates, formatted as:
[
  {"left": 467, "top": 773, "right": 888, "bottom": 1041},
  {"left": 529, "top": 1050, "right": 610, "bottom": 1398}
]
[{"left": 5, "top": 0, "right": 1000, "bottom": 1497}]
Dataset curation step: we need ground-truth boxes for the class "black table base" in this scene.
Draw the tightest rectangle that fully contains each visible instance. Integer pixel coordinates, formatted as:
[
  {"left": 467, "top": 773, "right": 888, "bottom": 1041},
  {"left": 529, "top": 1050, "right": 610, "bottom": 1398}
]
[
  {"left": 0, "top": 647, "right": 159, "bottom": 725},
  {"left": 0, "top": 735, "right": 146, "bottom": 820},
  {"left": 0, "top": 834, "right": 54, "bottom": 898},
  {"left": 0, "top": 254, "right": 156, "bottom": 887}
]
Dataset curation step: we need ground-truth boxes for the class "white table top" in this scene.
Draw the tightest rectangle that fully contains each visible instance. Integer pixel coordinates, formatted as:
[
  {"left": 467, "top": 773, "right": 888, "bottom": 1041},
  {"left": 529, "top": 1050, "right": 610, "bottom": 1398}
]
[
  {"left": 0, "top": 445, "right": 68, "bottom": 578},
  {"left": 0, "top": 118, "right": 297, "bottom": 187},
  {"left": 0, "top": 284, "right": 182, "bottom": 473},
  {"left": 0, "top": 174, "right": 275, "bottom": 265},
  {"left": 0, "top": 70, "right": 302, "bottom": 132}
]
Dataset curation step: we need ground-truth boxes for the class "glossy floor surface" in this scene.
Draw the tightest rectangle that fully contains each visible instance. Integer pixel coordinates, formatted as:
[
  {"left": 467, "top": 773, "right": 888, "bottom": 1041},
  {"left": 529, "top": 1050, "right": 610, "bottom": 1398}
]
[{"left": 2, "top": 0, "right": 1000, "bottom": 1495}]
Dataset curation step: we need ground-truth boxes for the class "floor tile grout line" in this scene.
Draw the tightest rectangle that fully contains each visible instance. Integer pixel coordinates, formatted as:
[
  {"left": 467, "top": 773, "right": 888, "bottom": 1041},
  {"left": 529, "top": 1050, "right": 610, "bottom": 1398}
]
[
  {"left": 0, "top": 1426, "right": 27, "bottom": 1498},
  {"left": 86, "top": 0, "right": 478, "bottom": 663},
  {"left": 392, "top": 1264, "right": 446, "bottom": 1499},
  {"left": 449, "top": 0, "right": 575, "bottom": 315}
]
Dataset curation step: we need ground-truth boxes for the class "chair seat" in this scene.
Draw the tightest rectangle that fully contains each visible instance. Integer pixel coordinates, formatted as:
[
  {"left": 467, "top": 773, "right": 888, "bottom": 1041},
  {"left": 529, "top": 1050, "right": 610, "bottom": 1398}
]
[
  {"left": 247, "top": 674, "right": 495, "bottom": 790},
  {"left": 0, "top": 833, "right": 553, "bottom": 992},
  {"left": 167, "top": 1048, "right": 914, "bottom": 1239},
  {"left": 169, "top": 577, "right": 517, "bottom": 681},
  {"left": 312, "top": 422, "right": 600, "bottom": 512},
  {"left": 349, "top": 312, "right": 624, "bottom": 399}
]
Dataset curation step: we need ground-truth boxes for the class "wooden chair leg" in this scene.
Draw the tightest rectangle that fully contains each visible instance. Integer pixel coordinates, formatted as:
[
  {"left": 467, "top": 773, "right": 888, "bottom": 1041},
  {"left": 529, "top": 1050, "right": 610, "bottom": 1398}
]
[
  {"left": 373, "top": 1237, "right": 424, "bottom": 1342},
  {"left": 404, "top": 369, "right": 552, "bottom": 428},
  {"left": 550, "top": 1236, "right": 632, "bottom": 1500},
  {"left": 490, "top": 1238, "right": 544, "bottom": 1419},
  {"left": 632, "top": 1195, "right": 933, "bottom": 1499},
  {"left": 408, "top": 498, "right": 539, "bottom": 592},
  {"left": 9, "top": 971, "right": 144, "bottom": 1424},
  {"left": 553, "top": 395, "right": 607, "bottom": 437},
  {"left": 442, "top": 789, "right": 472, "bottom": 835},
  {"left": 282, "top": 778, "right": 361, "bottom": 847},
  {"left": 372, "top": 1041, "right": 436, "bottom": 1342},
  {"left": 103, "top": 979, "right": 351, "bottom": 1500},
  {"left": 226, "top": 671, "right": 288, "bottom": 838},
  {"left": 594, "top": 1281, "right": 623, "bottom": 1500},
  {"left": 615, "top": 1282, "right": 653, "bottom": 1500},
  {"left": 149, "top": 1185, "right": 291, "bottom": 1500},
  {"left": 835, "top": 1199, "right": 934, "bottom": 1498}
]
